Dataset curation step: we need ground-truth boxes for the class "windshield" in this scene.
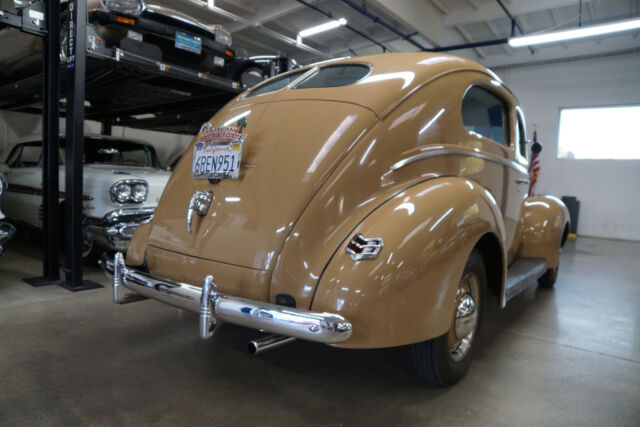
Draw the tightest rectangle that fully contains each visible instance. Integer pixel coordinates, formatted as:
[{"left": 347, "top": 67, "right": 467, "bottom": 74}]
[
  {"left": 83, "top": 138, "right": 159, "bottom": 167},
  {"left": 7, "top": 138, "right": 160, "bottom": 168}
]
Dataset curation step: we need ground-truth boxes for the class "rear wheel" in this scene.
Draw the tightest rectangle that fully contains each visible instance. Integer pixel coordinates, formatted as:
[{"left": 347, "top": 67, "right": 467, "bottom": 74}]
[
  {"left": 538, "top": 265, "right": 558, "bottom": 288},
  {"left": 538, "top": 234, "right": 563, "bottom": 288},
  {"left": 412, "top": 249, "right": 486, "bottom": 386}
]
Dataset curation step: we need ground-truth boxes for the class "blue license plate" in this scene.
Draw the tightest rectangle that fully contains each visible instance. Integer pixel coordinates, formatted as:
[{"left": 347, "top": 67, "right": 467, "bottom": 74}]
[{"left": 175, "top": 32, "right": 202, "bottom": 54}]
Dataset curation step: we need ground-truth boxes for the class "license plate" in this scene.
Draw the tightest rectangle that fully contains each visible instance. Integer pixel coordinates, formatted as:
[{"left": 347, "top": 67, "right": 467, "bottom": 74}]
[
  {"left": 175, "top": 32, "right": 201, "bottom": 54},
  {"left": 192, "top": 141, "right": 243, "bottom": 179},
  {"left": 192, "top": 123, "right": 247, "bottom": 179}
]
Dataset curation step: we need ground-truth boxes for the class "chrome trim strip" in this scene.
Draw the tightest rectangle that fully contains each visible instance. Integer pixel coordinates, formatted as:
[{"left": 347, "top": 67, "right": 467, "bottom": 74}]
[
  {"left": 390, "top": 148, "right": 529, "bottom": 175},
  {"left": 108, "top": 252, "right": 353, "bottom": 344},
  {"left": 103, "top": 207, "right": 155, "bottom": 224}
]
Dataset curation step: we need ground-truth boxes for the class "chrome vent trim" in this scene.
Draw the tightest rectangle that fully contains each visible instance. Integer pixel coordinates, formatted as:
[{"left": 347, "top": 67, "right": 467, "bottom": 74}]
[{"left": 346, "top": 233, "right": 384, "bottom": 261}]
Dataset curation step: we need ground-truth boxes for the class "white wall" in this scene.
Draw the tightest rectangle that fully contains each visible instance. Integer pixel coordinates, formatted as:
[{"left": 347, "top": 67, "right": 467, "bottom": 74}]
[
  {"left": 495, "top": 52, "right": 640, "bottom": 241},
  {"left": 0, "top": 111, "right": 194, "bottom": 166}
]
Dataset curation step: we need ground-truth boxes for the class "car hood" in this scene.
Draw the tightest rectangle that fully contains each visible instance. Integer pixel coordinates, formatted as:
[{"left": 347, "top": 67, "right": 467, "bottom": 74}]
[
  {"left": 83, "top": 164, "right": 170, "bottom": 184},
  {"left": 146, "top": 100, "right": 377, "bottom": 271}
]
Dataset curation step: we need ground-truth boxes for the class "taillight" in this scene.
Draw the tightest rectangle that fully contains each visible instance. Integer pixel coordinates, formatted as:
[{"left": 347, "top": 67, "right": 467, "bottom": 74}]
[{"left": 116, "top": 15, "right": 136, "bottom": 25}]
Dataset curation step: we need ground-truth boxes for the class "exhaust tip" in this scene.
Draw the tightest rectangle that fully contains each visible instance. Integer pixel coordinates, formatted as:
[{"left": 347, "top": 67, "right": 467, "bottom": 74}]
[
  {"left": 248, "top": 335, "right": 296, "bottom": 356},
  {"left": 248, "top": 341, "right": 259, "bottom": 355}
]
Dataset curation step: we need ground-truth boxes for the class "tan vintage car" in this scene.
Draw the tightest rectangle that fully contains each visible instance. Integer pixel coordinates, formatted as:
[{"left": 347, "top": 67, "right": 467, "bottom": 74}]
[{"left": 105, "top": 52, "right": 570, "bottom": 386}]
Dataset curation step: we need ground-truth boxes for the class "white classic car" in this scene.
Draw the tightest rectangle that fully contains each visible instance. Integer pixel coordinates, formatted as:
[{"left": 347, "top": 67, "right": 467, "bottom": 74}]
[
  {"left": 0, "top": 135, "right": 170, "bottom": 262},
  {"left": 0, "top": 172, "right": 16, "bottom": 256}
]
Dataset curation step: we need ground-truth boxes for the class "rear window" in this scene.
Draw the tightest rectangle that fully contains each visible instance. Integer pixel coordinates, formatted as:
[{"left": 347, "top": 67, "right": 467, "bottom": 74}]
[
  {"left": 294, "top": 64, "right": 370, "bottom": 89},
  {"left": 246, "top": 69, "right": 308, "bottom": 98}
]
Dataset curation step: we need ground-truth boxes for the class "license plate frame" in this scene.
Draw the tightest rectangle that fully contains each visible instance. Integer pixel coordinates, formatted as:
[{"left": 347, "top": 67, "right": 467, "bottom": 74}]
[
  {"left": 192, "top": 130, "right": 246, "bottom": 180},
  {"left": 175, "top": 31, "right": 202, "bottom": 54}
]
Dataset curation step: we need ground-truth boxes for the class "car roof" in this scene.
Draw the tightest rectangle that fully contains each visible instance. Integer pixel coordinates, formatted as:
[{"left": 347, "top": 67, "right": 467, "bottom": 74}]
[{"left": 242, "top": 52, "right": 505, "bottom": 119}]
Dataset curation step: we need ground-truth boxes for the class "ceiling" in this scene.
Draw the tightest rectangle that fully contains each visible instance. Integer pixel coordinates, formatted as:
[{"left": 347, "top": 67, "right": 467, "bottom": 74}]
[{"left": 159, "top": 0, "right": 640, "bottom": 68}]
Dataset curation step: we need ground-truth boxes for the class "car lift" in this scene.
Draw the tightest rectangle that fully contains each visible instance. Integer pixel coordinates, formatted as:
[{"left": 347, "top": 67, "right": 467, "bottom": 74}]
[{"left": 0, "top": 0, "right": 243, "bottom": 290}]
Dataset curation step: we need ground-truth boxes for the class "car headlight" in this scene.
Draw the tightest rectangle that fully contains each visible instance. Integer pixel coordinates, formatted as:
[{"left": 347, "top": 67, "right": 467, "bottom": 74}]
[
  {"left": 103, "top": 0, "right": 145, "bottom": 16},
  {"left": 131, "top": 183, "right": 148, "bottom": 203},
  {"left": 110, "top": 180, "right": 148, "bottom": 204}
]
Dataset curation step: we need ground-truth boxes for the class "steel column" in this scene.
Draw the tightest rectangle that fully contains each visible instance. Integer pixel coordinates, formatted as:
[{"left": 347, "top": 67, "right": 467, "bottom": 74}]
[
  {"left": 23, "top": 0, "right": 64, "bottom": 287},
  {"left": 42, "top": 0, "right": 61, "bottom": 282},
  {"left": 62, "top": 0, "right": 100, "bottom": 291}
]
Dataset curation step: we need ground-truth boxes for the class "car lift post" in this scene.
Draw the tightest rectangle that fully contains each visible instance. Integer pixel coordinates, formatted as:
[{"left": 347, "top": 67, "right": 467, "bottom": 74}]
[
  {"left": 22, "top": 0, "right": 63, "bottom": 287},
  {"left": 62, "top": 0, "right": 100, "bottom": 291}
]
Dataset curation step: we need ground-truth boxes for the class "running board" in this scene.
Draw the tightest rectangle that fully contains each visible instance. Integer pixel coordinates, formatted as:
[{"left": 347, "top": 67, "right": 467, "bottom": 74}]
[{"left": 504, "top": 258, "right": 547, "bottom": 302}]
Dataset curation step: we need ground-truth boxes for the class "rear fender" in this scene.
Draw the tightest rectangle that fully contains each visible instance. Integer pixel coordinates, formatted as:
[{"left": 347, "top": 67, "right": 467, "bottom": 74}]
[
  {"left": 311, "top": 177, "right": 507, "bottom": 349},
  {"left": 126, "top": 222, "right": 151, "bottom": 266},
  {"left": 518, "top": 196, "right": 570, "bottom": 269}
]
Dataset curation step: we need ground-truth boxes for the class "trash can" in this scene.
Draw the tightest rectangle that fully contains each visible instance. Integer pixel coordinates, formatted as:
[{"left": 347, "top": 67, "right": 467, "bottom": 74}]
[{"left": 561, "top": 196, "right": 580, "bottom": 235}]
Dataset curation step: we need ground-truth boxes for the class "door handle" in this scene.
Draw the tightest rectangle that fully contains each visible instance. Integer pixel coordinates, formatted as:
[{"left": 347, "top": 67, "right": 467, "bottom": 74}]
[{"left": 516, "top": 178, "right": 530, "bottom": 185}]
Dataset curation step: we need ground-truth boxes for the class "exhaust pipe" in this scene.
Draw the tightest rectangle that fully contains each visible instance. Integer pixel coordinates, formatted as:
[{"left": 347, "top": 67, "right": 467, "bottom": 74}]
[{"left": 249, "top": 335, "right": 296, "bottom": 355}]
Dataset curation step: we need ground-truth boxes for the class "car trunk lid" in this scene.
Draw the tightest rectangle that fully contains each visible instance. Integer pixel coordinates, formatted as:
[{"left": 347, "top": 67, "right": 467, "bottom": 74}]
[{"left": 146, "top": 100, "right": 376, "bottom": 271}]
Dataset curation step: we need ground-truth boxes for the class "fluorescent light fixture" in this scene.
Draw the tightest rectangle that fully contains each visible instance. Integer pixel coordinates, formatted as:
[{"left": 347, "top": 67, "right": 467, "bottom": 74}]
[
  {"left": 298, "top": 18, "right": 347, "bottom": 40},
  {"left": 509, "top": 17, "right": 640, "bottom": 47},
  {"left": 207, "top": 0, "right": 214, "bottom": 8}
]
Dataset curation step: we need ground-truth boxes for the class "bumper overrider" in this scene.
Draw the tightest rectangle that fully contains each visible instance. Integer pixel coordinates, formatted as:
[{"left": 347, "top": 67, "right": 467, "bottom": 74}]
[{"left": 104, "top": 253, "right": 353, "bottom": 344}]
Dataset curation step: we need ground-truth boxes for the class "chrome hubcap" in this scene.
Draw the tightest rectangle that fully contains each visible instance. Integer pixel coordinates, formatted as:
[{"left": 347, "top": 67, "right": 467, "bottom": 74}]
[
  {"left": 448, "top": 273, "right": 480, "bottom": 362},
  {"left": 455, "top": 294, "right": 478, "bottom": 340}
]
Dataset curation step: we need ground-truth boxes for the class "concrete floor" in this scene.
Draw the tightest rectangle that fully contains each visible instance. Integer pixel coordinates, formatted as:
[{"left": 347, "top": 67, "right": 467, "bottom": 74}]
[{"left": 0, "top": 236, "right": 638, "bottom": 426}]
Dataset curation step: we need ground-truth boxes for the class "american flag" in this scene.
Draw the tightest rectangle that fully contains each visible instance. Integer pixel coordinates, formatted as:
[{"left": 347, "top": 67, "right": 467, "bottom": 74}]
[{"left": 528, "top": 130, "right": 541, "bottom": 197}]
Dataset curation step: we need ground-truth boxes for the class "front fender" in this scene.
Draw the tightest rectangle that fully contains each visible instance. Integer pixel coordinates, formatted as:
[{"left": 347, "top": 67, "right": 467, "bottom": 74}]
[{"left": 311, "top": 177, "right": 506, "bottom": 349}]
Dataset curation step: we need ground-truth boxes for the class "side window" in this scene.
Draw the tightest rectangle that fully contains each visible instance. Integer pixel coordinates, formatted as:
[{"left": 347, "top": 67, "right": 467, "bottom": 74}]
[
  {"left": 19, "top": 146, "right": 42, "bottom": 167},
  {"left": 461, "top": 86, "right": 507, "bottom": 145},
  {"left": 516, "top": 113, "right": 527, "bottom": 158}
]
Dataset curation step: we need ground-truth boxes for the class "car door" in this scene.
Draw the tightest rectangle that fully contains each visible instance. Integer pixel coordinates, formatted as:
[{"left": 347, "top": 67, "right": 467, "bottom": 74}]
[
  {"left": 506, "top": 108, "right": 532, "bottom": 262},
  {"left": 460, "top": 84, "right": 529, "bottom": 261},
  {"left": 2, "top": 142, "right": 46, "bottom": 228}
]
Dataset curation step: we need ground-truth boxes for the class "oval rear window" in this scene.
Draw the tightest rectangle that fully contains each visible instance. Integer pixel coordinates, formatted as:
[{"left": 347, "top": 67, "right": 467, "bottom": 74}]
[
  {"left": 246, "top": 69, "right": 308, "bottom": 98},
  {"left": 294, "top": 64, "right": 370, "bottom": 89}
]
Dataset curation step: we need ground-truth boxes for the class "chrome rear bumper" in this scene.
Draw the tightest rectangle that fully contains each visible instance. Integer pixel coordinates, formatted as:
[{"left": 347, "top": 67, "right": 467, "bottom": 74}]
[{"left": 105, "top": 253, "right": 353, "bottom": 344}]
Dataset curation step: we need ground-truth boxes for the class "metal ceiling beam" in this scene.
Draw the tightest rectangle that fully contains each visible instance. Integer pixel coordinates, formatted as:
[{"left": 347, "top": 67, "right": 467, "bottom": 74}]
[
  {"left": 187, "top": 0, "right": 329, "bottom": 57},
  {"left": 495, "top": 0, "right": 534, "bottom": 54},
  {"left": 445, "top": 0, "right": 594, "bottom": 26},
  {"left": 365, "top": 0, "right": 443, "bottom": 47},
  {"left": 226, "top": 1, "right": 305, "bottom": 33},
  {"left": 428, "top": 37, "right": 509, "bottom": 53},
  {"left": 486, "top": 20, "right": 512, "bottom": 55},
  {"left": 454, "top": 25, "right": 485, "bottom": 58},
  {"left": 328, "top": 28, "right": 407, "bottom": 56}
]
